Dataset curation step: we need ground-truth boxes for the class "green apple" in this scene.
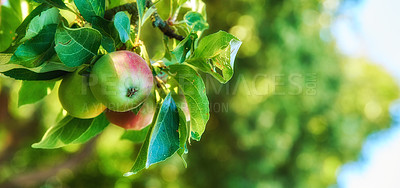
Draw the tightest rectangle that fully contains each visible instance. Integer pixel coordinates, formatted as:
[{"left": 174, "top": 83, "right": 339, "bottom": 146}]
[
  {"left": 105, "top": 95, "right": 155, "bottom": 130},
  {"left": 89, "top": 51, "right": 154, "bottom": 112},
  {"left": 58, "top": 69, "right": 106, "bottom": 119}
]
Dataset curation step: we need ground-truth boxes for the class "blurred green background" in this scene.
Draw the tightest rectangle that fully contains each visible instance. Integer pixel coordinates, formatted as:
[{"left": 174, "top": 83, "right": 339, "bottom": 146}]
[{"left": 0, "top": 0, "right": 398, "bottom": 187}]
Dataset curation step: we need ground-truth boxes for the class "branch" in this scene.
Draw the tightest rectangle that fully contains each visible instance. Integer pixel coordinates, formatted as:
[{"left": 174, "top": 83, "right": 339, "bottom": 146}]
[
  {"left": 151, "top": 11, "right": 185, "bottom": 41},
  {"left": 104, "top": 2, "right": 184, "bottom": 41}
]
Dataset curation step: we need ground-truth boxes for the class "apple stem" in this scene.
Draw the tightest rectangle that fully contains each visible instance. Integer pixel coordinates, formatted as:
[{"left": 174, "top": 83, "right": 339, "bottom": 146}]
[
  {"left": 155, "top": 76, "right": 169, "bottom": 96},
  {"left": 129, "top": 39, "right": 135, "bottom": 48}
]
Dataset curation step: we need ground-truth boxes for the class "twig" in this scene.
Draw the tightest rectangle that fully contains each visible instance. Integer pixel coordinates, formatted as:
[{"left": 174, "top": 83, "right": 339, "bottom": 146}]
[
  {"left": 104, "top": 2, "right": 184, "bottom": 41},
  {"left": 146, "top": 0, "right": 185, "bottom": 41},
  {"left": 151, "top": 11, "right": 184, "bottom": 41}
]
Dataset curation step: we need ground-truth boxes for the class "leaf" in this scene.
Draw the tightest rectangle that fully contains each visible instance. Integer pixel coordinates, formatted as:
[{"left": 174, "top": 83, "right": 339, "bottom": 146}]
[
  {"left": 74, "top": 0, "right": 105, "bottom": 23},
  {"left": 8, "top": 0, "right": 22, "bottom": 18},
  {"left": 1, "top": 54, "right": 75, "bottom": 80},
  {"left": 101, "top": 36, "right": 116, "bottom": 52},
  {"left": 71, "top": 114, "right": 109, "bottom": 144},
  {"left": 121, "top": 126, "right": 150, "bottom": 143},
  {"left": 18, "top": 80, "right": 56, "bottom": 107},
  {"left": 0, "top": 5, "right": 22, "bottom": 51},
  {"left": 3, "top": 4, "right": 51, "bottom": 53},
  {"left": 147, "top": 95, "right": 180, "bottom": 165},
  {"left": 2, "top": 68, "right": 68, "bottom": 80},
  {"left": 178, "top": 0, "right": 188, "bottom": 6},
  {"left": 21, "top": 7, "right": 60, "bottom": 42},
  {"left": 162, "top": 37, "right": 178, "bottom": 66},
  {"left": 32, "top": 113, "right": 109, "bottom": 149},
  {"left": 177, "top": 107, "right": 188, "bottom": 167},
  {"left": 54, "top": 25, "right": 102, "bottom": 67},
  {"left": 126, "top": 94, "right": 180, "bottom": 175},
  {"left": 171, "top": 89, "right": 190, "bottom": 122},
  {"left": 141, "top": 6, "right": 156, "bottom": 26},
  {"left": 182, "top": 0, "right": 206, "bottom": 16},
  {"left": 184, "top": 11, "right": 208, "bottom": 32},
  {"left": 187, "top": 31, "right": 242, "bottom": 83},
  {"left": 10, "top": 24, "right": 57, "bottom": 68},
  {"left": 172, "top": 33, "right": 198, "bottom": 63},
  {"left": 0, "top": 54, "right": 74, "bottom": 72},
  {"left": 170, "top": 0, "right": 187, "bottom": 18},
  {"left": 92, "top": 16, "right": 118, "bottom": 37},
  {"left": 0, "top": 54, "right": 12, "bottom": 66},
  {"left": 137, "top": 0, "right": 146, "bottom": 25},
  {"left": 35, "top": 0, "right": 69, "bottom": 10},
  {"left": 91, "top": 16, "right": 119, "bottom": 52},
  {"left": 113, "top": 12, "right": 131, "bottom": 43},
  {"left": 169, "top": 64, "right": 209, "bottom": 141}
]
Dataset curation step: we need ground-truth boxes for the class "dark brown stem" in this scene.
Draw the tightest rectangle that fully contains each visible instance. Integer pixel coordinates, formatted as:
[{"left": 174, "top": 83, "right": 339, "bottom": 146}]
[
  {"left": 104, "top": 2, "right": 185, "bottom": 41},
  {"left": 151, "top": 11, "right": 185, "bottom": 41}
]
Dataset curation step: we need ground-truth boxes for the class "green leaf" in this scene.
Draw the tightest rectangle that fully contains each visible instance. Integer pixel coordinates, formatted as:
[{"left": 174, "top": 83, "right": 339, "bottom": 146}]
[
  {"left": 101, "top": 36, "right": 116, "bottom": 52},
  {"left": 0, "top": 5, "right": 22, "bottom": 51},
  {"left": 32, "top": 113, "right": 109, "bottom": 149},
  {"left": 54, "top": 25, "right": 102, "bottom": 67},
  {"left": 141, "top": 6, "right": 156, "bottom": 26},
  {"left": 177, "top": 107, "right": 188, "bottom": 167},
  {"left": 121, "top": 126, "right": 150, "bottom": 143},
  {"left": 172, "top": 33, "right": 198, "bottom": 63},
  {"left": 162, "top": 37, "right": 178, "bottom": 66},
  {"left": 147, "top": 95, "right": 180, "bottom": 165},
  {"left": 169, "top": 64, "right": 209, "bottom": 141},
  {"left": 170, "top": 0, "right": 187, "bottom": 19},
  {"left": 71, "top": 113, "right": 109, "bottom": 144},
  {"left": 137, "top": 0, "right": 146, "bottom": 25},
  {"left": 21, "top": 7, "right": 60, "bottom": 42},
  {"left": 74, "top": 0, "right": 105, "bottom": 23},
  {"left": 35, "top": 0, "right": 69, "bottom": 9},
  {"left": 0, "top": 54, "right": 12, "bottom": 66},
  {"left": 18, "top": 80, "right": 56, "bottom": 107},
  {"left": 92, "top": 16, "right": 119, "bottom": 52},
  {"left": 10, "top": 24, "right": 57, "bottom": 68},
  {"left": 92, "top": 16, "right": 118, "bottom": 38},
  {"left": 2, "top": 68, "right": 68, "bottom": 80},
  {"left": 3, "top": 4, "right": 51, "bottom": 52},
  {"left": 184, "top": 11, "right": 208, "bottom": 32},
  {"left": 187, "top": 31, "right": 242, "bottom": 83},
  {"left": 1, "top": 54, "right": 75, "bottom": 80},
  {"left": 178, "top": 0, "right": 188, "bottom": 6},
  {"left": 188, "top": 0, "right": 207, "bottom": 16},
  {"left": 126, "top": 94, "right": 180, "bottom": 175},
  {"left": 113, "top": 11, "right": 130, "bottom": 43},
  {"left": 8, "top": 0, "right": 22, "bottom": 18}
]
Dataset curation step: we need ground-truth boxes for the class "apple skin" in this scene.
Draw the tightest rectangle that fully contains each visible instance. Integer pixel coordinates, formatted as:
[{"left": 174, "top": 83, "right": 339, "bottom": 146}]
[
  {"left": 58, "top": 70, "right": 106, "bottom": 119},
  {"left": 89, "top": 51, "right": 154, "bottom": 112},
  {"left": 105, "top": 95, "right": 155, "bottom": 130}
]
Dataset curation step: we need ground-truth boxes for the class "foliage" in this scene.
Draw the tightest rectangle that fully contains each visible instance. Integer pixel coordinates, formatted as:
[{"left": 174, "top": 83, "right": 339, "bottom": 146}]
[
  {"left": 0, "top": 0, "right": 398, "bottom": 187},
  {"left": 0, "top": 0, "right": 240, "bottom": 178}
]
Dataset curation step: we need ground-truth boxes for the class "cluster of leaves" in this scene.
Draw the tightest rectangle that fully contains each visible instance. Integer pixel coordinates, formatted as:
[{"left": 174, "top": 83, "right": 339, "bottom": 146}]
[{"left": 0, "top": 0, "right": 241, "bottom": 175}]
